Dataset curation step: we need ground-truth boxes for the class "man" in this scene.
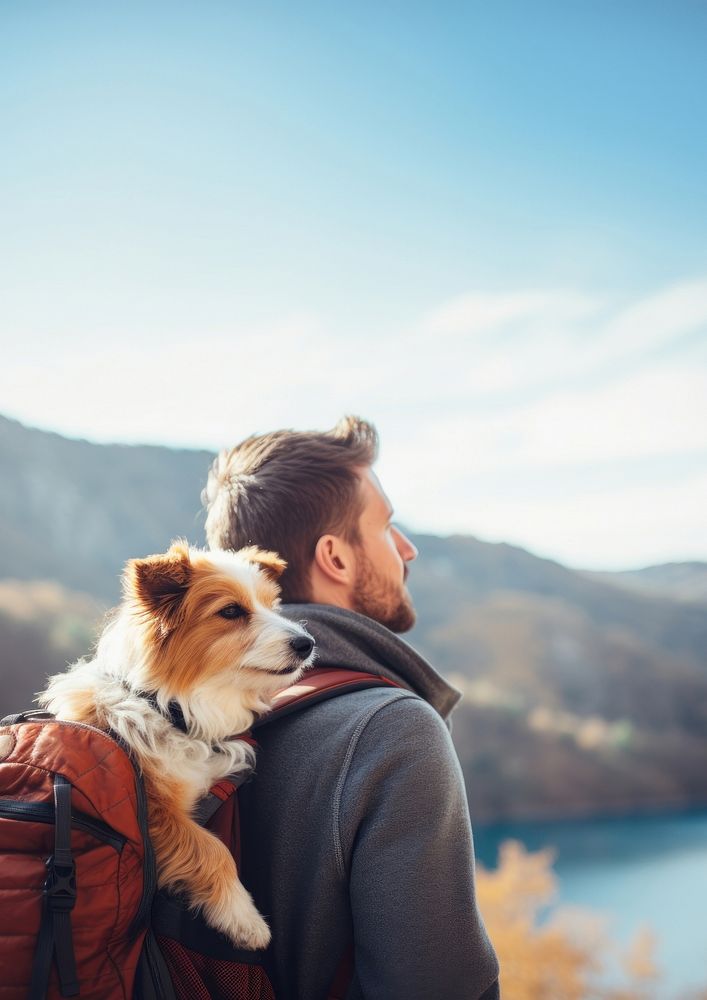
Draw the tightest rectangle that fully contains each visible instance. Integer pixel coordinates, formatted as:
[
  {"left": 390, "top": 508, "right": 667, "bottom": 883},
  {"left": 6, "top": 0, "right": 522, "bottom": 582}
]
[{"left": 202, "top": 416, "right": 500, "bottom": 999}]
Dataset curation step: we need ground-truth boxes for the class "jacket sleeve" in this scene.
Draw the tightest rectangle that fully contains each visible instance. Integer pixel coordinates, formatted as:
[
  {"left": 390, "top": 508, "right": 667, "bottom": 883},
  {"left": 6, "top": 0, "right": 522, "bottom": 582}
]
[{"left": 336, "top": 692, "right": 500, "bottom": 1000}]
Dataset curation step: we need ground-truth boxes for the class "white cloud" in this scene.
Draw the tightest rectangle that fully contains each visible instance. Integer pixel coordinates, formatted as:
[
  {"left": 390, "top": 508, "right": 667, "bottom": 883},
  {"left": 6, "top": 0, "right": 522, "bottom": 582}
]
[
  {"left": 409, "top": 278, "right": 707, "bottom": 408},
  {"left": 507, "top": 365, "right": 707, "bottom": 466},
  {"left": 377, "top": 363, "right": 706, "bottom": 484},
  {"left": 422, "top": 289, "right": 599, "bottom": 337},
  {"left": 601, "top": 278, "right": 707, "bottom": 362}
]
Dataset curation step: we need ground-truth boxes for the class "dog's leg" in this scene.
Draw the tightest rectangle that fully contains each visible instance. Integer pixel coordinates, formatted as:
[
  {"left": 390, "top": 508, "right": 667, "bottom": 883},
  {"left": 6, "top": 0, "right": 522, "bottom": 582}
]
[{"left": 148, "top": 785, "right": 271, "bottom": 950}]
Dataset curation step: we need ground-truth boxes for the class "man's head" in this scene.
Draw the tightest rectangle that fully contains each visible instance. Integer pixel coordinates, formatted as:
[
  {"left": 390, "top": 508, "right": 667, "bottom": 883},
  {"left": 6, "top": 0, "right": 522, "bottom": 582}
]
[{"left": 202, "top": 416, "right": 417, "bottom": 632}]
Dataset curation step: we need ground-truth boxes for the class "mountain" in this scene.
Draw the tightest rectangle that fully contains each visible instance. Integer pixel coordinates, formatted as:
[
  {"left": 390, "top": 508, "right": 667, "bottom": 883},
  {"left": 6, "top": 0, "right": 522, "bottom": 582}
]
[
  {"left": 584, "top": 562, "right": 707, "bottom": 604},
  {"left": 0, "top": 413, "right": 212, "bottom": 600},
  {"left": 408, "top": 533, "right": 707, "bottom": 659},
  {"left": 2, "top": 413, "right": 706, "bottom": 823}
]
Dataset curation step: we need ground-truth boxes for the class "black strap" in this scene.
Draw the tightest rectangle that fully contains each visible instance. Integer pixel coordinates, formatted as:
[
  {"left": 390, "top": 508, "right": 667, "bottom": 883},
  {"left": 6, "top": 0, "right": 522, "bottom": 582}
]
[
  {"left": 28, "top": 894, "right": 55, "bottom": 1000},
  {"left": 137, "top": 692, "right": 189, "bottom": 734},
  {"left": 28, "top": 774, "right": 79, "bottom": 998},
  {"left": 133, "top": 929, "right": 178, "bottom": 1000},
  {"left": 193, "top": 790, "right": 231, "bottom": 826}
]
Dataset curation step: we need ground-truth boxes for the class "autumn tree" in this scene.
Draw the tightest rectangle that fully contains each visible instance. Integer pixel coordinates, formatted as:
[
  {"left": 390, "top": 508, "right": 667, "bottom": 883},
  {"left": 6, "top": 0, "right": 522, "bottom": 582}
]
[{"left": 475, "top": 841, "right": 662, "bottom": 1000}]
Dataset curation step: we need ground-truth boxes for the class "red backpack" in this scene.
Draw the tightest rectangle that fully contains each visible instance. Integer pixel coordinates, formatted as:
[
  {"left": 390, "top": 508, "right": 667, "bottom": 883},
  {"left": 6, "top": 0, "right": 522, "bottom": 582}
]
[{"left": 0, "top": 668, "right": 400, "bottom": 999}]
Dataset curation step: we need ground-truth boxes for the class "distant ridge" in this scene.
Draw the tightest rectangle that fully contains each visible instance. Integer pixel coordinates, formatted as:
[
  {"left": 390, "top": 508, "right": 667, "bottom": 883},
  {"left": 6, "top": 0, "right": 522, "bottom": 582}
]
[
  {"left": 0, "top": 412, "right": 212, "bottom": 599},
  {"left": 584, "top": 562, "right": 707, "bottom": 603}
]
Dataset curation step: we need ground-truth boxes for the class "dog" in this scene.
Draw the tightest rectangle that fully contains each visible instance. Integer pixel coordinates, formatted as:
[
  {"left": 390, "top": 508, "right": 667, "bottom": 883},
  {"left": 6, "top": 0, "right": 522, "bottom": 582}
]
[{"left": 38, "top": 540, "right": 315, "bottom": 950}]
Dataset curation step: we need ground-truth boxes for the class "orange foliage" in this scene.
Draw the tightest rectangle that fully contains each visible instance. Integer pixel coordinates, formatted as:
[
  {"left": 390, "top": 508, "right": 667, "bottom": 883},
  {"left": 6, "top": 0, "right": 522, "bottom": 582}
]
[{"left": 475, "top": 841, "right": 670, "bottom": 1000}]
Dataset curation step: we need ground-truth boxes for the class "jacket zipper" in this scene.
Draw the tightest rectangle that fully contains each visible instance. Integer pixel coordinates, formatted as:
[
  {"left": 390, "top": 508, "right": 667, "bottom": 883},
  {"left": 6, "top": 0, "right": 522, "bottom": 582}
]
[{"left": 0, "top": 798, "right": 126, "bottom": 852}]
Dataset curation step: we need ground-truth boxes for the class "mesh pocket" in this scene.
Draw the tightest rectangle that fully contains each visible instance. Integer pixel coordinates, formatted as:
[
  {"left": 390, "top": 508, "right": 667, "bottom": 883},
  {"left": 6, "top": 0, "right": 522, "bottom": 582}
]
[{"left": 157, "top": 935, "right": 275, "bottom": 1000}]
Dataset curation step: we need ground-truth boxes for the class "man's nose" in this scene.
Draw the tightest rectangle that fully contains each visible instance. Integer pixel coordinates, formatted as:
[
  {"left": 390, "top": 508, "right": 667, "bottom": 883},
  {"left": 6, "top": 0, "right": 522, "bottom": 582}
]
[{"left": 393, "top": 526, "right": 418, "bottom": 562}]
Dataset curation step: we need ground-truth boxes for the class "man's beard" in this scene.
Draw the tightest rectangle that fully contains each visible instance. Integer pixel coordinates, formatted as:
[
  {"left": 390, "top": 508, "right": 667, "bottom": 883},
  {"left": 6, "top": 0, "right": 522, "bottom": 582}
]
[{"left": 350, "top": 548, "right": 416, "bottom": 634}]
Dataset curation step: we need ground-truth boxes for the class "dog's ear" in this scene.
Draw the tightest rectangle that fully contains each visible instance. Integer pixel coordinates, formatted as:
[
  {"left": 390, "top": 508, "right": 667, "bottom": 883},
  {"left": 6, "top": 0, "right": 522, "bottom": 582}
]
[
  {"left": 240, "top": 546, "right": 287, "bottom": 582},
  {"left": 124, "top": 541, "right": 192, "bottom": 636}
]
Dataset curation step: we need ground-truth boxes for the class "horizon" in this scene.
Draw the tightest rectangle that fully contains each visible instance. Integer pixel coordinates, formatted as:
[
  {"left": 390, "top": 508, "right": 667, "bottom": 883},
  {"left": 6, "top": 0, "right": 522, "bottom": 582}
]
[{"left": 1, "top": 2, "right": 705, "bottom": 571}]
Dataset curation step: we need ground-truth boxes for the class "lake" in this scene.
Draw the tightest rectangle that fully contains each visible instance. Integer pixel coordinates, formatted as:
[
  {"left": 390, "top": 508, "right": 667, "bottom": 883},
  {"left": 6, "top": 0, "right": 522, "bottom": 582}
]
[{"left": 473, "top": 809, "right": 707, "bottom": 997}]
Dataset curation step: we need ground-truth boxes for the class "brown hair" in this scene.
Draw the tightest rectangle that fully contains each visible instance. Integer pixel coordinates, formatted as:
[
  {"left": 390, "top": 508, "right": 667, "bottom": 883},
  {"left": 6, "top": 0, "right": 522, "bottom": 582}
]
[{"left": 201, "top": 416, "right": 379, "bottom": 602}]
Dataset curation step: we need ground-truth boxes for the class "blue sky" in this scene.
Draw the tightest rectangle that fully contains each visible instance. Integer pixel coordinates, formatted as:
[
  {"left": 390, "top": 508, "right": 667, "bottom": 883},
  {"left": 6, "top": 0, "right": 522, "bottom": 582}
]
[{"left": 1, "top": 1, "right": 705, "bottom": 570}]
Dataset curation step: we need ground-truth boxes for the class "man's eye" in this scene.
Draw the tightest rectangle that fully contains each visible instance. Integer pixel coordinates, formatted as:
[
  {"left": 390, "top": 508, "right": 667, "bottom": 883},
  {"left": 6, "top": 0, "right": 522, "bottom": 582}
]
[{"left": 217, "top": 603, "right": 248, "bottom": 620}]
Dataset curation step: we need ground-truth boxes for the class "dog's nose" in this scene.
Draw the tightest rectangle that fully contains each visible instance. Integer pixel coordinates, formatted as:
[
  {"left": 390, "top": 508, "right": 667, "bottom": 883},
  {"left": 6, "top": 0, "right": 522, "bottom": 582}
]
[{"left": 290, "top": 634, "right": 314, "bottom": 659}]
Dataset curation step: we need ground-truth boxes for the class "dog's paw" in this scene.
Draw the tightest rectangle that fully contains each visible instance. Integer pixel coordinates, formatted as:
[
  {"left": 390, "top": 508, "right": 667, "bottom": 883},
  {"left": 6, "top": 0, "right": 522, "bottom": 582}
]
[
  {"left": 228, "top": 909, "right": 271, "bottom": 951},
  {"left": 204, "top": 883, "right": 272, "bottom": 951}
]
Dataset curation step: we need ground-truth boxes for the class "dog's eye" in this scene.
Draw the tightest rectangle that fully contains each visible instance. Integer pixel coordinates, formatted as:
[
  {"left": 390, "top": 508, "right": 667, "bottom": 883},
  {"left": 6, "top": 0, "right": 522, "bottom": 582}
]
[{"left": 217, "top": 603, "right": 248, "bottom": 620}]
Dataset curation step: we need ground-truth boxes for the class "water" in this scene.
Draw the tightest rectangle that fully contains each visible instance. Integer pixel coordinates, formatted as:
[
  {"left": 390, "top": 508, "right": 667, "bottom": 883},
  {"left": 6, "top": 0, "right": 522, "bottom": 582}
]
[{"left": 473, "top": 810, "right": 707, "bottom": 997}]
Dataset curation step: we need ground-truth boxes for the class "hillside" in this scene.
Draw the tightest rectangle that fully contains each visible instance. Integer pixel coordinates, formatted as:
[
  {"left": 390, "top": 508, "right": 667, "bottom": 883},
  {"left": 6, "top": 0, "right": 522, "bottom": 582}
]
[
  {"left": 0, "top": 414, "right": 212, "bottom": 600},
  {"left": 1, "top": 413, "right": 706, "bottom": 822},
  {"left": 0, "top": 579, "right": 104, "bottom": 716}
]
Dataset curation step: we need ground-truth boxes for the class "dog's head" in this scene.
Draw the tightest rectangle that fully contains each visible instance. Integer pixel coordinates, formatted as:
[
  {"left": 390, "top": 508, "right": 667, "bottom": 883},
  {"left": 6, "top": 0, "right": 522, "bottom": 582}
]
[{"left": 122, "top": 541, "right": 315, "bottom": 709}]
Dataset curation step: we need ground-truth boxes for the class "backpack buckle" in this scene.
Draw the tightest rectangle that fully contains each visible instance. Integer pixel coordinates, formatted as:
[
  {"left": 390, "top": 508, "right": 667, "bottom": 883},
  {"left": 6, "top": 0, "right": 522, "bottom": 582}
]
[{"left": 44, "top": 856, "right": 77, "bottom": 912}]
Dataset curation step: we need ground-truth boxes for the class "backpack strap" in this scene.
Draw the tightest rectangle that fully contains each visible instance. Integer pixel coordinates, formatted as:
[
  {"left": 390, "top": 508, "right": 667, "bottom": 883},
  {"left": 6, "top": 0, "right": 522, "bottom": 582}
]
[
  {"left": 253, "top": 667, "right": 403, "bottom": 729},
  {"left": 28, "top": 774, "right": 79, "bottom": 999}
]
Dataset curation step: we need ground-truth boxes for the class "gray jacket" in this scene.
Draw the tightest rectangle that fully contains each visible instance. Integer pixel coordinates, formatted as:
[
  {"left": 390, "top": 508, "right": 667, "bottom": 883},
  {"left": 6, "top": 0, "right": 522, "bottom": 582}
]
[{"left": 239, "top": 604, "right": 500, "bottom": 1000}]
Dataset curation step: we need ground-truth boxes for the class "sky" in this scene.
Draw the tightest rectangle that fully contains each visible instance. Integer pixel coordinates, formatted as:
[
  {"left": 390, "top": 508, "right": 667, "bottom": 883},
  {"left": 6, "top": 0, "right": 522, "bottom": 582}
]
[{"left": 1, "top": 1, "right": 706, "bottom": 571}]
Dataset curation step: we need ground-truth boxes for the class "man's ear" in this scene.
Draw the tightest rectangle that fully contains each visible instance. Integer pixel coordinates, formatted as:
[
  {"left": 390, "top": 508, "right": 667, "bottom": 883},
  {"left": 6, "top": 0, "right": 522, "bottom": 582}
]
[
  {"left": 240, "top": 546, "right": 287, "bottom": 582},
  {"left": 313, "top": 534, "right": 354, "bottom": 586},
  {"left": 123, "top": 540, "right": 192, "bottom": 635}
]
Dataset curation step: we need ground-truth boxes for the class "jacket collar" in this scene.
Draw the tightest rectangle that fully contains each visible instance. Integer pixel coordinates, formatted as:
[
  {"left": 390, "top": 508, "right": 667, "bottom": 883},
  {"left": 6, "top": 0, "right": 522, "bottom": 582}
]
[{"left": 280, "top": 603, "right": 461, "bottom": 723}]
